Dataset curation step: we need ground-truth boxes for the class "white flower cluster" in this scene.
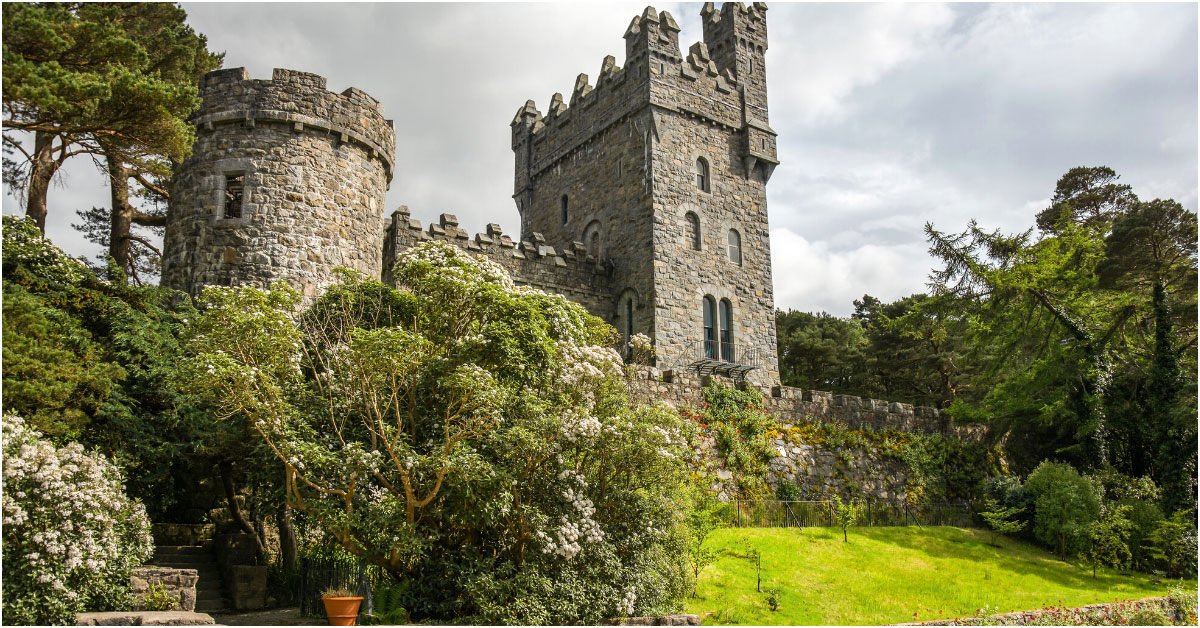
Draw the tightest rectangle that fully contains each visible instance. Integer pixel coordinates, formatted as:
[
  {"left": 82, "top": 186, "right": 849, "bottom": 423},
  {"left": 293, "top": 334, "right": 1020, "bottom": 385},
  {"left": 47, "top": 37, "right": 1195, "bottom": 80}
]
[
  {"left": 561, "top": 411, "right": 601, "bottom": 444},
  {"left": 395, "top": 241, "right": 514, "bottom": 289},
  {"left": 558, "top": 342, "right": 623, "bottom": 387},
  {"left": 2, "top": 414, "right": 153, "bottom": 623},
  {"left": 536, "top": 472, "right": 604, "bottom": 560},
  {"left": 617, "top": 587, "right": 638, "bottom": 616}
]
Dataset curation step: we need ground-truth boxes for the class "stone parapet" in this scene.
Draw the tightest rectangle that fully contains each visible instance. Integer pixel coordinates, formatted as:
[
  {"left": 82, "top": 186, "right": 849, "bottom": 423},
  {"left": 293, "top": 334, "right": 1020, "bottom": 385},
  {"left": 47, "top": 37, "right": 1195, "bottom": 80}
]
[
  {"left": 383, "top": 207, "right": 616, "bottom": 316},
  {"left": 195, "top": 68, "right": 395, "bottom": 181}
]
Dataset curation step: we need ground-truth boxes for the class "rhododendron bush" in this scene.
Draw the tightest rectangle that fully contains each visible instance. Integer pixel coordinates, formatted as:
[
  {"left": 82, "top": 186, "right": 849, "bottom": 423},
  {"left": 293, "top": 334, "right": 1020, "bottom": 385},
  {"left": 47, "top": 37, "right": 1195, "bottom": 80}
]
[
  {"left": 187, "top": 242, "right": 695, "bottom": 623},
  {"left": 2, "top": 414, "right": 153, "bottom": 625}
]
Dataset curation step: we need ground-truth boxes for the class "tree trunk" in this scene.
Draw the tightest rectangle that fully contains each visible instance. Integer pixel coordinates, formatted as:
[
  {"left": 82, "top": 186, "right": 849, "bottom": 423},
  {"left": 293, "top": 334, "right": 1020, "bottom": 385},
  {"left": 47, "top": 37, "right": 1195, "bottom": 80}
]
[
  {"left": 25, "top": 131, "right": 56, "bottom": 232},
  {"left": 219, "top": 459, "right": 267, "bottom": 556},
  {"left": 105, "top": 151, "right": 135, "bottom": 275},
  {"left": 278, "top": 500, "right": 298, "bottom": 573}
]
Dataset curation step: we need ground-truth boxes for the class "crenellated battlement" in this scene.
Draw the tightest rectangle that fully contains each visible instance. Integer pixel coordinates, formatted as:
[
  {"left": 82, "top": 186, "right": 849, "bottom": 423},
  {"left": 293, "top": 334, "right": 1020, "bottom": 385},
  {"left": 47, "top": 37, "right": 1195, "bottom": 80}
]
[
  {"left": 193, "top": 67, "right": 397, "bottom": 182},
  {"left": 382, "top": 207, "right": 616, "bottom": 316}
]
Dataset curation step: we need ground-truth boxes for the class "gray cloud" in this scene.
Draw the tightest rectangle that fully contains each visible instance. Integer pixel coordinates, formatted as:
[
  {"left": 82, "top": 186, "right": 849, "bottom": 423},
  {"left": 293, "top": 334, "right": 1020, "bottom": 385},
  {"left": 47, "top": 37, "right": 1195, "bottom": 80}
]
[{"left": 5, "top": 2, "right": 1195, "bottom": 316}]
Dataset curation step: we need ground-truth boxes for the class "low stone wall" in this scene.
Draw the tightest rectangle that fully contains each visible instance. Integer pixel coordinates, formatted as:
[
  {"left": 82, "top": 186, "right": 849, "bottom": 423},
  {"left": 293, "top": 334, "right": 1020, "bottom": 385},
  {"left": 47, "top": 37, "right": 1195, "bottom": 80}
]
[
  {"left": 894, "top": 596, "right": 1180, "bottom": 626},
  {"left": 609, "top": 614, "right": 701, "bottom": 626},
  {"left": 131, "top": 567, "right": 198, "bottom": 612}
]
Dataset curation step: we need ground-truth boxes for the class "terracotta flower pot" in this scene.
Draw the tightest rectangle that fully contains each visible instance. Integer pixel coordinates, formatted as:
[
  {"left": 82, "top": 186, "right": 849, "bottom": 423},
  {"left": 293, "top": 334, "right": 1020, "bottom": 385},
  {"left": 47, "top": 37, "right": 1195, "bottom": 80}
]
[{"left": 322, "top": 596, "right": 364, "bottom": 626}]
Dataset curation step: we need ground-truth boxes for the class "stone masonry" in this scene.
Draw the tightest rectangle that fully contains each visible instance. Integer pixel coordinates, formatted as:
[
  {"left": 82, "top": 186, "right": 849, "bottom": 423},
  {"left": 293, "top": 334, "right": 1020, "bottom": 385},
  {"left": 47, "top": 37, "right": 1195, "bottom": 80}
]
[
  {"left": 163, "top": 3, "right": 948, "bottom": 436},
  {"left": 162, "top": 67, "right": 395, "bottom": 301},
  {"left": 510, "top": 3, "right": 780, "bottom": 386}
]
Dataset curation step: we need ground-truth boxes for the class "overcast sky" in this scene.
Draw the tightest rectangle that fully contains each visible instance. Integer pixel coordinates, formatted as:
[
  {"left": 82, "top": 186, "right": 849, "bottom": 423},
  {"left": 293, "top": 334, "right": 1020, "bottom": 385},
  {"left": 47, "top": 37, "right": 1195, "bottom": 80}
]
[{"left": 4, "top": 2, "right": 1196, "bottom": 316}]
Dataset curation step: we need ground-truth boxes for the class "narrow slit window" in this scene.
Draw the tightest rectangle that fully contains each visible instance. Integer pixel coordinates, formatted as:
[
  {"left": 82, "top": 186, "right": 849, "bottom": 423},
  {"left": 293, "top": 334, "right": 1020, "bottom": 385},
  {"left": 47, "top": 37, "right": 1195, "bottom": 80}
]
[
  {"left": 728, "top": 229, "right": 742, "bottom": 265},
  {"left": 561, "top": 195, "right": 569, "bottom": 225},
  {"left": 223, "top": 173, "right": 244, "bottom": 219},
  {"left": 694, "top": 158, "right": 709, "bottom": 192},
  {"left": 686, "top": 212, "right": 701, "bottom": 251}
]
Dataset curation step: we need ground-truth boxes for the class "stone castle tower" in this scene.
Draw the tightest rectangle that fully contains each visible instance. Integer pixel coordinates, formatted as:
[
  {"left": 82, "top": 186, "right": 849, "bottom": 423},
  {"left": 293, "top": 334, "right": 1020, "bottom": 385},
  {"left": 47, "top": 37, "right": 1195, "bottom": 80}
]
[
  {"left": 163, "top": 2, "right": 780, "bottom": 387},
  {"left": 161, "top": 68, "right": 396, "bottom": 300},
  {"left": 511, "top": 2, "right": 780, "bottom": 385}
]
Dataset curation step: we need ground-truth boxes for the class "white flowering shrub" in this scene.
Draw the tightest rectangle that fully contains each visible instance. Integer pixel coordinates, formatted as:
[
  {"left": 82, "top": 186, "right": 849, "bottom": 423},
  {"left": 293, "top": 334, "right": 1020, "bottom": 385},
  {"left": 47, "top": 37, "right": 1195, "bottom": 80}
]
[
  {"left": 2, "top": 414, "right": 153, "bottom": 625},
  {"left": 188, "top": 241, "right": 696, "bottom": 624}
]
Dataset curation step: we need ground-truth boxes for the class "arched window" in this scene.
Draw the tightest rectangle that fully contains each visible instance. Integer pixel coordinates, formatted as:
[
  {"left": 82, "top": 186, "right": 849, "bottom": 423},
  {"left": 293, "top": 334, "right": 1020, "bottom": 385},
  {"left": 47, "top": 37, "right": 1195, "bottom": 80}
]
[
  {"left": 728, "top": 229, "right": 742, "bottom": 265},
  {"left": 561, "top": 195, "right": 569, "bottom": 225},
  {"left": 625, "top": 298, "right": 634, "bottom": 341},
  {"left": 719, "top": 299, "right": 733, "bottom": 361},
  {"left": 694, "top": 157, "right": 710, "bottom": 192},
  {"left": 702, "top": 296, "right": 716, "bottom": 359},
  {"left": 686, "top": 212, "right": 701, "bottom": 251},
  {"left": 583, "top": 220, "right": 602, "bottom": 259}
]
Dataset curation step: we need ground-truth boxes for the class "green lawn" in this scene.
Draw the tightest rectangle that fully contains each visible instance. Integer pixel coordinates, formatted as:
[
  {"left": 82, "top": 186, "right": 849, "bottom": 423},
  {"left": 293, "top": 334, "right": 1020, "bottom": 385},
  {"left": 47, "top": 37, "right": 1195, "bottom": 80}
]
[{"left": 684, "top": 526, "right": 1192, "bottom": 625}]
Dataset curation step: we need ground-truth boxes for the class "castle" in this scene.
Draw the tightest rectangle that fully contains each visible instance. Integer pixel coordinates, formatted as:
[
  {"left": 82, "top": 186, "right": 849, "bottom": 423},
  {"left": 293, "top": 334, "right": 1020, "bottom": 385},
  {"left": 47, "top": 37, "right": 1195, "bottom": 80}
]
[{"left": 161, "top": 2, "right": 948, "bottom": 431}]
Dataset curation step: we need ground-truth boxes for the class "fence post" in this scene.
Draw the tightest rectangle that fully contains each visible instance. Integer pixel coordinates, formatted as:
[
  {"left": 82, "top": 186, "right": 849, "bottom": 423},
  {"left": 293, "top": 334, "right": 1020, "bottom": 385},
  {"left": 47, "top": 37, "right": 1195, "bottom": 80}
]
[
  {"left": 357, "top": 558, "right": 371, "bottom": 620},
  {"left": 736, "top": 500, "right": 741, "bottom": 528}
]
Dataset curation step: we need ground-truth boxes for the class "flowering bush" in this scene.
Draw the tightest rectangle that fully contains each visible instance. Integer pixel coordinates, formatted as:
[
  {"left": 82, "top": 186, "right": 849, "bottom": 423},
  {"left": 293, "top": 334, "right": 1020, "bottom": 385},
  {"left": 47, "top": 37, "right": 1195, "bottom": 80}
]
[
  {"left": 2, "top": 414, "right": 153, "bottom": 625},
  {"left": 187, "top": 241, "right": 694, "bottom": 624}
]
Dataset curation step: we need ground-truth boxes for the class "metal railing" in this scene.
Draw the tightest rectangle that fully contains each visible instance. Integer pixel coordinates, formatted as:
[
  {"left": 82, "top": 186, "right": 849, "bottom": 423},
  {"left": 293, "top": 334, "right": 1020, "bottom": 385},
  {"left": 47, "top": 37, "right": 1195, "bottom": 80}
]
[
  {"left": 297, "top": 556, "right": 388, "bottom": 618},
  {"left": 691, "top": 341, "right": 760, "bottom": 382},
  {"left": 730, "top": 499, "right": 976, "bottom": 529}
]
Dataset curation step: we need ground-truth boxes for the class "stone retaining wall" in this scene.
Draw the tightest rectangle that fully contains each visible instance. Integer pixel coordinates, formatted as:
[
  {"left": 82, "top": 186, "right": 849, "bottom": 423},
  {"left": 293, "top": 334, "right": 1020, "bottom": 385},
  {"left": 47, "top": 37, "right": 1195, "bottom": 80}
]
[{"left": 130, "top": 567, "right": 198, "bottom": 612}]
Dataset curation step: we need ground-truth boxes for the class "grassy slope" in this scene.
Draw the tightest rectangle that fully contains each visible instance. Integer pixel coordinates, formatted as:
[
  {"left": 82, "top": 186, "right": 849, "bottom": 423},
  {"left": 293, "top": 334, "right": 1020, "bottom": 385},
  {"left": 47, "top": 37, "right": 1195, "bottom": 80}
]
[{"left": 684, "top": 526, "right": 1192, "bottom": 626}]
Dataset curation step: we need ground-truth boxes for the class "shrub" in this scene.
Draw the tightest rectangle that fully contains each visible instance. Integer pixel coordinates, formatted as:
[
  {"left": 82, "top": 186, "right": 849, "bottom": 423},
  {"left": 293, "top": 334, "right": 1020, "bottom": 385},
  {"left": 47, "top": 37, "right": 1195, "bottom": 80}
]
[
  {"left": 833, "top": 495, "right": 859, "bottom": 543},
  {"left": 2, "top": 414, "right": 154, "bottom": 625},
  {"left": 693, "top": 384, "right": 776, "bottom": 498},
  {"left": 1144, "top": 510, "right": 1198, "bottom": 578},
  {"left": 186, "top": 243, "right": 694, "bottom": 624},
  {"left": 775, "top": 482, "right": 803, "bottom": 502},
  {"left": 1025, "top": 461, "right": 1101, "bottom": 559}
]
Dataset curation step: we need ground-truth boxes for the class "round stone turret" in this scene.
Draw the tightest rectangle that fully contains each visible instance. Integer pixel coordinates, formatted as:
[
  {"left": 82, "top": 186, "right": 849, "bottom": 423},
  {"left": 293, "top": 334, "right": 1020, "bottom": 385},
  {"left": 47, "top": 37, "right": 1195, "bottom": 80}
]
[{"left": 162, "top": 67, "right": 396, "bottom": 300}]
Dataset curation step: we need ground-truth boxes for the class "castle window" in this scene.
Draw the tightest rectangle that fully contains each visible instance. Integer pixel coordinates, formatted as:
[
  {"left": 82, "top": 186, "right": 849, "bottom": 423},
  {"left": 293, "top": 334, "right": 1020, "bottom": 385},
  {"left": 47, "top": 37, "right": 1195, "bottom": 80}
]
[
  {"left": 625, "top": 298, "right": 634, "bottom": 341},
  {"left": 686, "top": 211, "right": 701, "bottom": 250},
  {"left": 223, "top": 173, "right": 244, "bottom": 219},
  {"left": 702, "top": 296, "right": 717, "bottom": 359},
  {"left": 561, "top": 195, "right": 569, "bottom": 225},
  {"left": 728, "top": 229, "right": 742, "bottom": 265},
  {"left": 694, "top": 158, "right": 710, "bottom": 192},
  {"left": 719, "top": 299, "right": 734, "bottom": 361},
  {"left": 583, "top": 220, "right": 602, "bottom": 259}
]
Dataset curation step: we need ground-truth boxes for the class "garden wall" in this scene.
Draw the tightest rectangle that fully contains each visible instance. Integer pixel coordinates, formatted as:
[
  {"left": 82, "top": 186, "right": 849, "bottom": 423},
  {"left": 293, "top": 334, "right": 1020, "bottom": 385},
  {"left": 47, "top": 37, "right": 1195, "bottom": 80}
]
[
  {"left": 628, "top": 368, "right": 953, "bottom": 435},
  {"left": 898, "top": 596, "right": 1186, "bottom": 626}
]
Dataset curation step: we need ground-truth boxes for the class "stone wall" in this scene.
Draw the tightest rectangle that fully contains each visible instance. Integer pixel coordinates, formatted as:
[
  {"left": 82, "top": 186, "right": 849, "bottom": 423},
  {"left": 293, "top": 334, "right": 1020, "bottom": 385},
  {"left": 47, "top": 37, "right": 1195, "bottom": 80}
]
[
  {"left": 163, "top": 68, "right": 395, "bottom": 302},
  {"left": 382, "top": 207, "right": 615, "bottom": 317},
  {"left": 897, "top": 596, "right": 1182, "bottom": 626},
  {"left": 130, "top": 567, "right": 198, "bottom": 612},
  {"left": 630, "top": 368, "right": 949, "bottom": 434}
]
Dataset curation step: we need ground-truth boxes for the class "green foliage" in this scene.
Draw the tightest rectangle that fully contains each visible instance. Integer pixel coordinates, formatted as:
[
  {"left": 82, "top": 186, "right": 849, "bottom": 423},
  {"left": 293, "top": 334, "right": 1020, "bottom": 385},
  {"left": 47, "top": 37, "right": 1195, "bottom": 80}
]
[
  {"left": 833, "top": 496, "right": 859, "bottom": 542},
  {"left": 775, "top": 482, "right": 803, "bottom": 502},
  {"left": 366, "top": 580, "right": 410, "bottom": 625},
  {"left": 1026, "top": 462, "right": 1101, "bottom": 560},
  {"left": 978, "top": 498, "right": 1027, "bottom": 546},
  {"left": 143, "top": 583, "right": 179, "bottom": 612},
  {"left": 924, "top": 166, "right": 1197, "bottom": 501},
  {"left": 186, "top": 242, "right": 694, "bottom": 624},
  {"left": 686, "top": 487, "right": 728, "bottom": 598},
  {"left": 1143, "top": 510, "right": 1198, "bottom": 578},
  {"left": 691, "top": 384, "right": 777, "bottom": 499},
  {"left": 1085, "top": 505, "right": 1134, "bottom": 577},
  {"left": 765, "top": 587, "right": 781, "bottom": 612},
  {"left": 1, "top": 216, "right": 213, "bottom": 518}
]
